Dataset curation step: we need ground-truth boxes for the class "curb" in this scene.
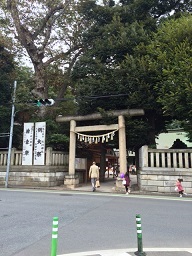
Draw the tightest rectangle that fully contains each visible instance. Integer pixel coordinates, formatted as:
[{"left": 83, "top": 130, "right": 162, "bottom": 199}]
[{"left": 1, "top": 185, "right": 192, "bottom": 198}]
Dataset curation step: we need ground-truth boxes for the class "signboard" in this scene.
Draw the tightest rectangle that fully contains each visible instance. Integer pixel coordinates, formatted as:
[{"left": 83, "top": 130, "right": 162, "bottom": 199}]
[
  {"left": 22, "top": 123, "right": 34, "bottom": 165},
  {"left": 75, "top": 158, "right": 87, "bottom": 169},
  {"left": 33, "top": 122, "right": 46, "bottom": 165}
]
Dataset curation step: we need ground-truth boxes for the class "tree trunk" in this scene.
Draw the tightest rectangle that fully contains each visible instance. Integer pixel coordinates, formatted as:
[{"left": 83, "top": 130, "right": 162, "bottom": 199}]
[{"left": 29, "top": 63, "right": 47, "bottom": 99}]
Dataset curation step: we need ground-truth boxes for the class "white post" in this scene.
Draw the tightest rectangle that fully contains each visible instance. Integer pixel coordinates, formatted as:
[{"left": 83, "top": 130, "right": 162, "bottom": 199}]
[
  {"left": 167, "top": 153, "right": 171, "bottom": 168},
  {"left": 173, "top": 153, "right": 177, "bottom": 167},
  {"left": 178, "top": 153, "right": 183, "bottom": 168},
  {"left": 162, "top": 152, "right": 165, "bottom": 168},
  {"left": 185, "top": 153, "right": 189, "bottom": 168},
  {"left": 156, "top": 152, "right": 159, "bottom": 167}
]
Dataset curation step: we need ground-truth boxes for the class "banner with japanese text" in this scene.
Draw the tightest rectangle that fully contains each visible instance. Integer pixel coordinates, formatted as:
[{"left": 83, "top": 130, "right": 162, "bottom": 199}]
[
  {"left": 34, "top": 122, "right": 46, "bottom": 165},
  {"left": 22, "top": 122, "right": 34, "bottom": 165}
]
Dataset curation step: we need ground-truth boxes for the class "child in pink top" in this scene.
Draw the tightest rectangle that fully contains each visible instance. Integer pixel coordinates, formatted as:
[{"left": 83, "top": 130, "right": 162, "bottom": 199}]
[{"left": 175, "top": 178, "right": 187, "bottom": 197}]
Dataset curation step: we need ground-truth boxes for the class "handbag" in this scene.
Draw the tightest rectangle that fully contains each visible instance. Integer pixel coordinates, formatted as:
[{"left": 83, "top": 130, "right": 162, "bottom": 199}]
[
  {"left": 175, "top": 186, "right": 179, "bottom": 192},
  {"left": 122, "top": 180, "right": 126, "bottom": 185},
  {"left": 96, "top": 180, "right": 100, "bottom": 188}
]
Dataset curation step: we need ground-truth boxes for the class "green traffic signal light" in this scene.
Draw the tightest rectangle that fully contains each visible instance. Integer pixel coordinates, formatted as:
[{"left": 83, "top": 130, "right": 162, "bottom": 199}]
[{"left": 34, "top": 100, "right": 42, "bottom": 107}]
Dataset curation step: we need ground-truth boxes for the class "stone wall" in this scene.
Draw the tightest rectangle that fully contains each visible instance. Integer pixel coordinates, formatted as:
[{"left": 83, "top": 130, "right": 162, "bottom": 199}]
[
  {"left": 138, "top": 145, "right": 192, "bottom": 194},
  {"left": 0, "top": 147, "right": 87, "bottom": 188},
  {"left": 138, "top": 169, "right": 192, "bottom": 194},
  {"left": 0, "top": 166, "right": 68, "bottom": 187}
]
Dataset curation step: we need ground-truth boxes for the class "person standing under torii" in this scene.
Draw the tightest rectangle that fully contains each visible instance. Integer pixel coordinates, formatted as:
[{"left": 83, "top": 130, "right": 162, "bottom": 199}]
[{"left": 89, "top": 161, "right": 99, "bottom": 192}]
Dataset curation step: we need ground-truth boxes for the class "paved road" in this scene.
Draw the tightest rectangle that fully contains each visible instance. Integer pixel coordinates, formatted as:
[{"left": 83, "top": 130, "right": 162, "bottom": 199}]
[{"left": 0, "top": 189, "right": 192, "bottom": 256}]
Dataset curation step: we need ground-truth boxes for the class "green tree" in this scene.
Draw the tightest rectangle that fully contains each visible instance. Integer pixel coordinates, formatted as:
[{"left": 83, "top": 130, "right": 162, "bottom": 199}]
[
  {"left": 119, "top": 0, "right": 192, "bottom": 20},
  {"left": 0, "top": 36, "right": 15, "bottom": 149},
  {"left": 72, "top": 1, "right": 167, "bottom": 150},
  {"left": 12, "top": 64, "right": 78, "bottom": 149},
  {"left": 0, "top": 0, "right": 87, "bottom": 99},
  {"left": 147, "top": 14, "right": 192, "bottom": 140},
  {"left": 73, "top": 1, "right": 192, "bottom": 152}
]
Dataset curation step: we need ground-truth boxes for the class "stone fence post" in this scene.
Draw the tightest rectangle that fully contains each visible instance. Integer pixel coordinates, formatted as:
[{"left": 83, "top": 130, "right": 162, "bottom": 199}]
[
  {"left": 139, "top": 145, "right": 148, "bottom": 168},
  {"left": 11, "top": 148, "right": 16, "bottom": 165},
  {"left": 46, "top": 147, "right": 53, "bottom": 166}
]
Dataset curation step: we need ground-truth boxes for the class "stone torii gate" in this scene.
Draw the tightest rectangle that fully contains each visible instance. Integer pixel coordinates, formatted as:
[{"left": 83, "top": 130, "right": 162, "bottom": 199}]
[{"left": 56, "top": 109, "right": 144, "bottom": 188}]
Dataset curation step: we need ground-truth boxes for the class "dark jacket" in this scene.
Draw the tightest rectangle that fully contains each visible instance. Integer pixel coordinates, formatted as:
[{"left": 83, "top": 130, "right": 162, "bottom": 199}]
[{"left": 124, "top": 175, "right": 130, "bottom": 186}]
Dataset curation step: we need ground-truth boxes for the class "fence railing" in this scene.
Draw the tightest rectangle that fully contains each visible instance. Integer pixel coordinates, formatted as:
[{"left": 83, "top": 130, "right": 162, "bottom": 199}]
[
  {"left": 0, "top": 147, "right": 69, "bottom": 166},
  {"left": 139, "top": 145, "right": 192, "bottom": 169},
  {"left": 4, "top": 145, "right": 192, "bottom": 170}
]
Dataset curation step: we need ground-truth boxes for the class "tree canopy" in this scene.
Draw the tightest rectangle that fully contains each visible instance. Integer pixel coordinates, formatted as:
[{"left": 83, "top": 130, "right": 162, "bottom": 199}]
[
  {"left": 147, "top": 14, "right": 192, "bottom": 140},
  {"left": 0, "top": 0, "right": 87, "bottom": 99},
  {"left": 0, "top": 37, "right": 15, "bottom": 149},
  {"left": 73, "top": 0, "right": 184, "bottom": 150},
  {"left": 1, "top": 0, "right": 192, "bottom": 151}
]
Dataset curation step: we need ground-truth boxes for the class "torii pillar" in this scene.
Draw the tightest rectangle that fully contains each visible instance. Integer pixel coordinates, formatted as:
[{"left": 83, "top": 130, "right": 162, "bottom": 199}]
[
  {"left": 56, "top": 109, "right": 144, "bottom": 188},
  {"left": 118, "top": 115, "right": 127, "bottom": 174}
]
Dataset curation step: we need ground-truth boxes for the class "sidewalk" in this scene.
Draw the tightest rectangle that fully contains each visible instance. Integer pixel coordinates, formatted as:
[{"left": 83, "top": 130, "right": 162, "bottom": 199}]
[
  {"left": 72, "top": 174, "right": 138, "bottom": 193},
  {"left": 2, "top": 174, "right": 191, "bottom": 198},
  {"left": 68, "top": 174, "right": 192, "bottom": 198}
]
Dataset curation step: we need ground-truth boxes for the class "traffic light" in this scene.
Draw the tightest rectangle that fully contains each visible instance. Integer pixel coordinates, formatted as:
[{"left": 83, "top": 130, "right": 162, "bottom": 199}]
[{"left": 34, "top": 99, "right": 55, "bottom": 107}]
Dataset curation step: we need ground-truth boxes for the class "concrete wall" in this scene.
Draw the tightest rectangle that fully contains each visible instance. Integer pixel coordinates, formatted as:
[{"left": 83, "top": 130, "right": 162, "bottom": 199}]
[
  {"left": 138, "top": 170, "right": 192, "bottom": 194},
  {"left": 0, "top": 166, "right": 68, "bottom": 187},
  {"left": 0, "top": 148, "right": 87, "bottom": 187},
  {"left": 138, "top": 145, "right": 192, "bottom": 194}
]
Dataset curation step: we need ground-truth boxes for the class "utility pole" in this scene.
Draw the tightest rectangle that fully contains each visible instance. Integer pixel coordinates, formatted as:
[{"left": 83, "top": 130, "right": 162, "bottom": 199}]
[{"left": 5, "top": 81, "right": 17, "bottom": 188}]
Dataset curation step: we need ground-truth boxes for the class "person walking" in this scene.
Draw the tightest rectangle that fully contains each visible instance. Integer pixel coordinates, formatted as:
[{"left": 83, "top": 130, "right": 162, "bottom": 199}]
[
  {"left": 175, "top": 178, "right": 187, "bottom": 197},
  {"left": 89, "top": 161, "right": 99, "bottom": 192},
  {"left": 123, "top": 171, "right": 131, "bottom": 194}
]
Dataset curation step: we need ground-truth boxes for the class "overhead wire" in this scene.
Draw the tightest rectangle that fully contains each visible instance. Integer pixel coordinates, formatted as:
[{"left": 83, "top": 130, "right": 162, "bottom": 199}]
[{"left": 0, "top": 93, "right": 129, "bottom": 105}]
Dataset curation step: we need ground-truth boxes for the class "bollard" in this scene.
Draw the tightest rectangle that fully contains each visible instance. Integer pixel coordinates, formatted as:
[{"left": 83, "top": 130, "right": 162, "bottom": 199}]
[
  {"left": 135, "top": 214, "right": 146, "bottom": 256},
  {"left": 51, "top": 217, "right": 59, "bottom": 256}
]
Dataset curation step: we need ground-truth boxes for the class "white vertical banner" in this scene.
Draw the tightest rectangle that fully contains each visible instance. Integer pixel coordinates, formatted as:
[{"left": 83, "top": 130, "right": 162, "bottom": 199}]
[
  {"left": 34, "top": 122, "right": 46, "bottom": 165},
  {"left": 22, "top": 123, "right": 34, "bottom": 165}
]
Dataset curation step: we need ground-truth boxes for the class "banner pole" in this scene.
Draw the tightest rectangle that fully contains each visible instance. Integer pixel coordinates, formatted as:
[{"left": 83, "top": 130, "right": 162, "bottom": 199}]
[{"left": 5, "top": 81, "right": 17, "bottom": 188}]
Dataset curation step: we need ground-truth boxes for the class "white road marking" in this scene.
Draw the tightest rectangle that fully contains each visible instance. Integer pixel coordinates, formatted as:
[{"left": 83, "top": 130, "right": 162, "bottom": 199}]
[
  {"left": 58, "top": 248, "right": 192, "bottom": 256},
  {"left": 58, "top": 248, "right": 134, "bottom": 256}
]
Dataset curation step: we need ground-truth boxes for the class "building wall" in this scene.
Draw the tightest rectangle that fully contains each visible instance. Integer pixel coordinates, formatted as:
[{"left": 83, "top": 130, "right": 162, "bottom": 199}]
[{"left": 156, "top": 129, "right": 192, "bottom": 149}]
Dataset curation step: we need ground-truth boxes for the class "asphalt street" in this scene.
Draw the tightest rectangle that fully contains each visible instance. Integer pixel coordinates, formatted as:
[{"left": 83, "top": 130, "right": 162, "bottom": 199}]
[{"left": 0, "top": 188, "right": 192, "bottom": 256}]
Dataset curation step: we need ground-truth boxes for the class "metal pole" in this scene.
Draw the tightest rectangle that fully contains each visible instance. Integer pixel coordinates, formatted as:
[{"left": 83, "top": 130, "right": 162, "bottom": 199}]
[
  {"left": 5, "top": 81, "right": 17, "bottom": 188},
  {"left": 51, "top": 217, "right": 59, "bottom": 256},
  {"left": 135, "top": 214, "right": 146, "bottom": 256}
]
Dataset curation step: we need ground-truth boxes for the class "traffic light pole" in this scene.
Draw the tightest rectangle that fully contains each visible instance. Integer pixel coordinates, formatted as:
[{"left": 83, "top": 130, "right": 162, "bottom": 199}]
[{"left": 5, "top": 81, "right": 17, "bottom": 188}]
